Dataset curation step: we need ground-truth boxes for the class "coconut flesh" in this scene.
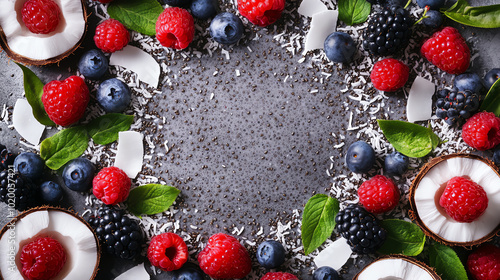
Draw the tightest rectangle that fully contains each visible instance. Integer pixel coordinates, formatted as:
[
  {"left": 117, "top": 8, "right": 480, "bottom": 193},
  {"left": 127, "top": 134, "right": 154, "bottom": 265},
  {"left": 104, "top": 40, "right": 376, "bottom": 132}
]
[
  {"left": 0, "top": 208, "right": 99, "bottom": 280},
  {"left": 355, "top": 256, "right": 440, "bottom": 280}
]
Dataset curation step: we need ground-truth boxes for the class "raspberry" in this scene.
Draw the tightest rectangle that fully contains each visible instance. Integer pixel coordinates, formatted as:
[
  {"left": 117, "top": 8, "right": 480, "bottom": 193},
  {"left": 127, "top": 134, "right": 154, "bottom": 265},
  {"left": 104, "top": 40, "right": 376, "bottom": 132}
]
[
  {"left": 439, "top": 176, "right": 488, "bottom": 223},
  {"left": 148, "top": 232, "right": 188, "bottom": 271},
  {"left": 467, "top": 244, "right": 500, "bottom": 280},
  {"left": 421, "top": 26, "right": 470, "bottom": 74},
  {"left": 197, "top": 233, "right": 252, "bottom": 279},
  {"left": 358, "top": 175, "right": 400, "bottom": 214},
  {"left": 261, "top": 272, "right": 299, "bottom": 280},
  {"left": 94, "top": 19, "right": 130, "bottom": 53},
  {"left": 370, "top": 58, "right": 409, "bottom": 92},
  {"left": 92, "top": 167, "right": 131, "bottom": 205},
  {"left": 42, "top": 76, "right": 90, "bottom": 126},
  {"left": 20, "top": 237, "right": 67, "bottom": 280},
  {"left": 462, "top": 112, "right": 500, "bottom": 151},
  {"left": 21, "top": 0, "right": 60, "bottom": 34},
  {"left": 156, "top": 7, "right": 195, "bottom": 50},
  {"left": 238, "top": 0, "right": 285, "bottom": 27}
]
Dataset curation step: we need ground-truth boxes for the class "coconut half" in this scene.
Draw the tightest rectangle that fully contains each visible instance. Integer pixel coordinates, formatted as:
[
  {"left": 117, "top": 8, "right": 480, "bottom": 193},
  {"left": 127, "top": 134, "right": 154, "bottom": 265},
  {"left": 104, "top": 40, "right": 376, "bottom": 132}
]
[
  {"left": 0, "top": 207, "right": 100, "bottom": 280},
  {"left": 0, "top": 0, "right": 87, "bottom": 65},
  {"left": 354, "top": 255, "right": 441, "bottom": 280},
  {"left": 409, "top": 154, "right": 500, "bottom": 246}
]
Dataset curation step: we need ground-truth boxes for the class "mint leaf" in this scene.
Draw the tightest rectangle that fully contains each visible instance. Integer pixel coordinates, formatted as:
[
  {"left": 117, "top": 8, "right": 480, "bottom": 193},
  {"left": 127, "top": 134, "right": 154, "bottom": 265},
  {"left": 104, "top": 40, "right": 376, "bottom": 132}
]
[
  {"left": 338, "top": 0, "right": 371, "bottom": 25},
  {"left": 479, "top": 78, "right": 500, "bottom": 115},
  {"left": 127, "top": 184, "right": 180, "bottom": 217},
  {"left": 443, "top": 0, "right": 500, "bottom": 28},
  {"left": 301, "top": 194, "right": 339, "bottom": 255},
  {"left": 429, "top": 243, "right": 468, "bottom": 280},
  {"left": 16, "top": 63, "right": 55, "bottom": 126},
  {"left": 107, "top": 0, "right": 163, "bottom": 36},
  {"left": 378, "top": 219, "right": 425, "bottom": 256},
  {"left": 40, "top": 127, "right": 89, "bottom": 170},
  {"left": 377, "top": 120, "right": 442, "bottom": 158},
  {"left": 86, "top": 114, "right": 134, "bottom": 145}
]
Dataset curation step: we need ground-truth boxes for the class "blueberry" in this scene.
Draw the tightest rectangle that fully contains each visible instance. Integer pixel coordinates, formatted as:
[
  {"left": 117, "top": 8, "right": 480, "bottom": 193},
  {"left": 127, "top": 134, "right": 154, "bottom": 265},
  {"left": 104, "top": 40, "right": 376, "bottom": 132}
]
[
  {"left": 172, "top": 263, "right": 206, "bottom": 280},
  {"left": 416, "top": 0, "right": 445, "bottom": 10},
  {"left": 256, "top": 240, "right": 286, "bottom": 269},
  {"left": 483, "top": 68, "right": 500, "bottom": 90},
  {"left": 62, "top": 158, "right": 95, "bottom": 192},
  {"left": 39, "top": 181, "right": 63, "bottom": 203},
  {"left": 97, "top": 78, "right": 131, "bottom": 113},
  {"left": 78, "top": 49, "right": 108, "bottom": 80},
  {"left": 493, "top": 147, "right": 500, "bottom": 166},
  {"left": 159, "top": 0, "right": 191, "bottom": 7},
  {"left": 190, "top": 0, "right": 218, "bottom": 20},
  {"left": 386, "top": 0, "right": 406, "bottom": 6},
  {"left": 384, "top": 152, "right": 409, "bottom": 176},
  {"left": 209, "top": 13, "right": 244, "bottom": 45},
  {"left": 422, "top": 10, "right": 442, "bottom": 29},
  {"left": 324, "top": 32, "right": 356, "bottom": 64},
  {"left": 455, "top": 73, "right": 483, "bottom": 93},
  {"left": 345, "top": 141, "right": 376, "bottom": 174},
  {"left": 14, "top": 152, "right": 44, "bottom": 181}
]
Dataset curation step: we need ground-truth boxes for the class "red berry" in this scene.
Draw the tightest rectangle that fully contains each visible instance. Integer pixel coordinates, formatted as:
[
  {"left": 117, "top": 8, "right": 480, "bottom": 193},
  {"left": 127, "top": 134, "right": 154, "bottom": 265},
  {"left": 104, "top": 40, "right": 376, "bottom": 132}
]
[
  {"left": 238, "top": 0, "right": 285, "bottom": 27},
  {"left": 261, "top": 272, "right": 299, "bottom": 280},
  {"left": 197, "top": 233, "right": 252, "bottom": 279},
  {"left": 462, "top": 112, "right": 500, "bottom": 151},
  {"left": 439, "top": 176, "right": 488, "bottom": 223},
  {"left": 148, "top": 232, "right": 188, "bottom": 271},
  {"left": 467, "top": 244, "right": 500, "bottom": 280},
  {"left": 156, "top": 7, "right": 194, "bottom": 50},
  {"left": 21, "top": 0, "right": 60, "bottom": 34},
  {"left": 421, "top": 26, "right": 470, "bottom": 74},
  {"left": 94, "top": 19, "right": 129, "bottom": 53},
  {"left": 358, "top": 175, "right": 400, "bottom": 214},
  {"left": 92, "top": 167, "right": 131, "bottom": 205},
  {"left": 370, "top": 58, "right": 409, "bottom": 92},
  {"left": 20, "top": 237, "right": 67, "bottom": 280},
  {"left": 42, "top": 76, "right": 89, "bottom": 126}
]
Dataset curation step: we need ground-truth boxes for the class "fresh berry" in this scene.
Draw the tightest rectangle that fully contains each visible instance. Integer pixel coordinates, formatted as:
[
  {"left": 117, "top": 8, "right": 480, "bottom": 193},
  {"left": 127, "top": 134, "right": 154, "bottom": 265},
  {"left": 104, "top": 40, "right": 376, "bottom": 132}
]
[
  {"left": 384, "top": 152, "right": 409, "bottom": 176},
  {"left": 0, "top": 144, "right": 16, "bottom": 172},
  {"left": 494, "top": 147, "right": 500, "bottom": 166},
  {"left": 209, "top": 12, "right": 244, "bottom": 45},
  {"left": 467, "top": 244, "right": 500, "bottom": 280},
  {"left": 97, "top": 78, "right": 131, "bottom": 113},
  {"left": 62, "top": 158, "right": 95, "bottom": 192},
  {"left": 156, "top": 7, "right": 195, "bottom": 50},
  {"left": 256, "top": 240, "right": 286, "bottom": 269},
  {"left": 39, "top": 181, "right": 63, "bottom": 203},
  {"left": 21, "top": 0, "right": 61, "bottom": 34},
  {"left": 335, "top": 204, "right": 386, "bottom": 254},
  {"left": 88, "top": 206, "right": 143, "bottom": 259},
  {"left": 94, "top": 19, "right": 130, "bottom": 53},
  {"left": 358, "top": 175, "right": 400, "bottom": 214},
  {"left": 422, "top": 10, "right": 443, "bottom": 29},
  {"left": 324, "top": 32, "right": 356, "bottom": 64},
  {"left": 0, "top": 170, "right": 37, "bottom": 211},
  {"left": 455, "top": 73, "right": 483, "bottom": 93},
  {"left": 198, "top": 233, "right": 252, "bottom": 279},
  {"left": 42, "top": 76, "right": 90, "bottom": 126},
  {"left": 260, "top": 272, "right": 298, "bottom": 280},
  {"left": 92, "top": 166, "right": 131, "bottom": 205},
  {"left": 237, "top": 0, "right": 285, "bottom": 27},
  {"left": 362, "top": 6, "right": 413, "bottom": 56},
  {"left": 172, "top": 263, "right": 206, "bottom": 280},
  {"left": 483, "top": 68, "right": 500, "bottom": 90},
  {"left": 439, "top": 176, "right": 488, "bottom": 223},
  {"left": 462, "top": 112, "right": 500, "bottom": 150},
  {"left": 20, "top": 237, "right": 66, "bottom": 280},
  {"left": 370, "top": 58, "right": 409, "bottom": 92},
  {"left": 148, "top": 232, "right": 188, "bottom": 271},
  {"left": 190, "top": 0, "right": 218, "bottom": 20},
  {"left": 386, "top": 0, "right": 406, "bottom": 6},
  {"left": 345, "top": 141, "right": 376, "bottom": 174},
  {"left": 417, "top": 0, "right": 445, "bottom": 10},
  {"left": 435, "top": 88, "right": 480, "bottom": 126},
  {"left": 421, "top": 26, "right": 470, "bottom": 75},
  {"left": 14, "top": 152, "right": 44, "bottom": 182},
  {"left": 78, "top": 49, "right": 109, "bottom": 80},
  {"left": 313, "top": 267, "right": 340, "bottom": 280},
  {"left": 160, "top": 0, "right": 192, "bottom": 7}
]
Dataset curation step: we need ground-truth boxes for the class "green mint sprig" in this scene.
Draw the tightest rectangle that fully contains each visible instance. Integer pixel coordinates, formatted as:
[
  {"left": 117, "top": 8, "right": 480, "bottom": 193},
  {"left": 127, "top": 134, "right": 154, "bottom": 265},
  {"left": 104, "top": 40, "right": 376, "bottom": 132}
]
[
  {"left": 443, "top": 0, "right": 500, "bottom": 28},
  {"left": 127, "top": 184, "right": 181, "bottom": 217},
  {"left": 108, "top": 0, "right": 163, "bottom": 36},
  {"left": 429, "top": 243, "right": 468, "bottom": 280},
  {"left": 378, "top": 219, "right": 426, "bottom": 256},
  {"left": 338, "top": 0, "right": 371, "bottom": 26}
]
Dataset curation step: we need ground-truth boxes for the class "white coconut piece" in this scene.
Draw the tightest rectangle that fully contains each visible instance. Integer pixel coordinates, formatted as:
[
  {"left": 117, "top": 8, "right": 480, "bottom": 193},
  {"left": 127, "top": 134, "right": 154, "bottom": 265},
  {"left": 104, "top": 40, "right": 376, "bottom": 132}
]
[
  {"left": 115, "top": 263, "right": 150, "bottom": 280},
  {"left": 357, "top": 258, "right": 435, "bottom": 280},
  {"left": 110, "top": 45, "right": 161, "bottom": 87},
  {"left": 406, "top": 76, "right": 435, "bottom": 123},
  {"left": 298, "top": 0, "right": 328, "bottom": 17},
  {"left": 304, "top": 10, "right": 338, "bottom": 52},
  {"left": 114, "top": 131, "right": 144, "bottom": 178},
  {"left": 314, "top": 237, "right": 352, "bottom": 270},
  {"left": 12, "top": 98, "right": 46, "bottom": 145}
]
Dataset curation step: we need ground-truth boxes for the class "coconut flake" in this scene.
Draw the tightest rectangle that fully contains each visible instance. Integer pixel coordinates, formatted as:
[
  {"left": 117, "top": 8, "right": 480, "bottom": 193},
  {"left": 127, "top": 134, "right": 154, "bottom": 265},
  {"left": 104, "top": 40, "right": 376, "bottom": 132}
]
[
  {"left": 12, "top": 98, "right": 46, "bottom": 145},
  {"left": 298, "top": 0, "right": 328, "bottom": 17},
  {"left": 110, "top": 45, "right": 160, "bottom": 87},
  {"left": 304, "top": 10, "right": 338, "bottom": 52},
  {"left": 313, "top": 237, "right": 352, "bottom": 270},
  {"left": 406, "top": 76, "right": 435, "bottom": 123},
  {"left": 115, "top": 263, "right": 150, "bottom": 280},
  {"left": 114, "top": 131, "right": 144, "bottom": 178}
]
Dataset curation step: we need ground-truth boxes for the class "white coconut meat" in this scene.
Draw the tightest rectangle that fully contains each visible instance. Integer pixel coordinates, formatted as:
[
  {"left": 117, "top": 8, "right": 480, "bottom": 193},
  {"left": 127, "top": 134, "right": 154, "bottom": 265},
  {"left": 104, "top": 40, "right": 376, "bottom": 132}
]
[
  {"left": 414, "top": 157, "right": 500, "bottom": 243},
  {"left": 109, "top": 45, "right": 161, "bottom": 87},
  {"left": 406, "top": 76, "right": 435, "bottom": 123},
  {"left": 114, "top": 131, "right": 144, "bottom": 178},
  {"left": 304, "top": 10, "right": 338, "bottom": 52},
  {"left": 13, "top": 98, "right": 45, "bottom": 145},
  {"left": 314, "top": 237, "right": 352, "bottom": 270},
  {"left": 0, "top": 0, "right": 85, "bottom": 60},
  {"left": 115, "top": 263, "right": 150, "bottom": 280},
  {"left": 298, "top": 0, "right": 328, "bottom": 17},
  {"left": 357, "top": 258, "right": 436, "bottom": 280}
]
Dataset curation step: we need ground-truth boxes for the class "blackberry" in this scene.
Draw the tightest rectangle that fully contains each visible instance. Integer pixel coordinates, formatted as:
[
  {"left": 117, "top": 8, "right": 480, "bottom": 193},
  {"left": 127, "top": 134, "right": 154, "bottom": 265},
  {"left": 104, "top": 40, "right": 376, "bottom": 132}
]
[
  {"left": 335, "top": 204, "right": 386, "bottom": 254},
  {"left": 435, "top": 89, "right": 481, "bottom": 126},
  {"left": 88, "top": 207, "right": 143, "bottom": 259},
  {"left": 362, "top": 5, "right": 412, "bottom": 56},
  {"left": 0, "top": 170, "right": 37, "bottom": 211},
  {"left": 0, "top": 144, "right": 16, "bottom": 172}
]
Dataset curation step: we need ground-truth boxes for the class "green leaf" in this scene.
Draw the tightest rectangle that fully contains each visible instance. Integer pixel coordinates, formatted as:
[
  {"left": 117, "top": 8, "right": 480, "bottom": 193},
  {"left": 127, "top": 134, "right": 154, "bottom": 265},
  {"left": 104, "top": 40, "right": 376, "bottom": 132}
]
[
  {"left": 107, "top": 0, "right": 164, "bottom": 36},
  {"left": 338, "top": 0, "right": 371, "bottom": 25},
  {"left": 86, "top": 114, "right": 134, "bottom": 145},
  {"left": 127, "top": 184, "right": 180, "bottom": 217},
  {"left": 479, "top": 78, "right": 500, "bottom": 115},
  {"left": 15, "top": 63, "right": 55, "bottom": 126},
  {"left": 378, "top": 219, "right": 425, "bottom": 256},
  {"left": 377, "top": 120, "right": 442, "bottom": 158},
  {"left": 429, "top": 243, "right": 468, "bottom": 280},
  {"left": 443, "top": 0, "right": 500, "bottom": 28},
  {"left": 301, "top": 194, "right": 340, "bottom": 255},
  {"left": 40, "top": 127, "right": 89, "bottom": 170}
]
